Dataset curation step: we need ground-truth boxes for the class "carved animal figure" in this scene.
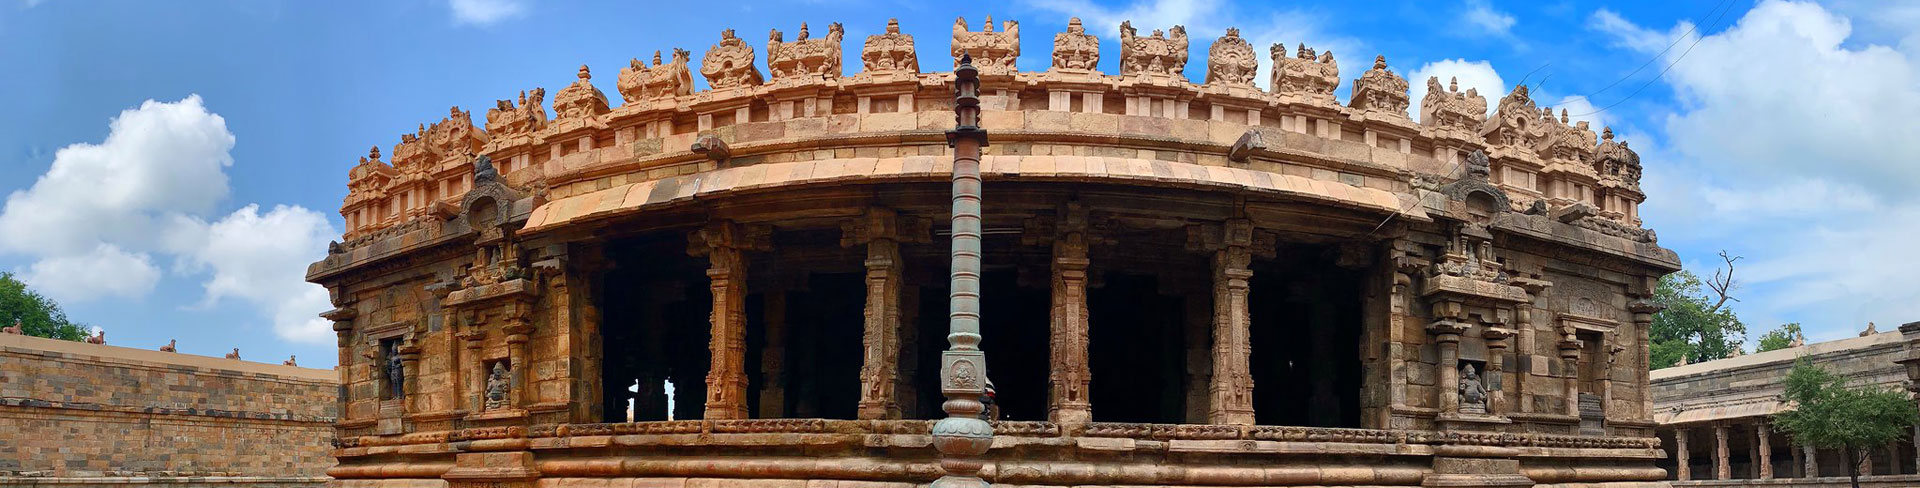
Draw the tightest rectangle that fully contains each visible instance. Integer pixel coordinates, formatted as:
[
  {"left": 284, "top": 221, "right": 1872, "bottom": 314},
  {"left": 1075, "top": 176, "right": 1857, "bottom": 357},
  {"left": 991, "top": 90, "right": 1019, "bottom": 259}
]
[
  {"left": 2, "top": 320, "right": 21, "bottom": 335},
  {"left": 284, "top": 355, "right": 298, "bottom": 366},
  {"left": 159, "top": 339, "right": 176, "bottom": 352},
  {"left": 226, "top": 348, "right": 241, "bottom": 360},
  {"left": 85, "top": 330, "right": 105, "bottom": 344}
]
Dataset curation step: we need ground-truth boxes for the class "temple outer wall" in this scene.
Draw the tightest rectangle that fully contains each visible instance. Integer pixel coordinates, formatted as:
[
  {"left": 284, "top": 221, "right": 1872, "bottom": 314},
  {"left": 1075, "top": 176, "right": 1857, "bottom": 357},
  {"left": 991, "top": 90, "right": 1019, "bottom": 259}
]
[{"left": 0, "top": 333, "right": 336, "bottom": 486}]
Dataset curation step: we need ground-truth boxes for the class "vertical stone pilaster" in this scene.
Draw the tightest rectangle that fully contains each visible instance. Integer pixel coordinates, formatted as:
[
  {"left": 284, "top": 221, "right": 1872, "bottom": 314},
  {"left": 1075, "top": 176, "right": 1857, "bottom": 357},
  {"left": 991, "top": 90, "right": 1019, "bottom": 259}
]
[
  {"left": 1677, "top": 428, "right": 1692, "bottom": 481},
  {"left": 1630, "top": 299, "right": 1662, "bottom": 420},
  {"left": 1803, "top": 444, "right": 1818, "bottom": 478},
  {"left": 1193, "top": 217, "right": 1259, "bottom": 426},
  {"left": 689, "top": 221, "right": 765, "bottom": 421},
  {"left": 1716, "top": 423, "right": 1731, "bottom": 480},
  {"left": 1482, "top": 327, "right": 1513, "bottom": 416},
  {"left": 1758, "top": 421, "right": 1773, "bottom": 479},
  {"left": 857, "top": 236, "right": 903, "bottom": 419},
  {"left": 1048, "top": 229, "right": 1092, "bottom": 425},
  {"left": 1431, "top": 318, "right": 1465, "bottom": 415}
]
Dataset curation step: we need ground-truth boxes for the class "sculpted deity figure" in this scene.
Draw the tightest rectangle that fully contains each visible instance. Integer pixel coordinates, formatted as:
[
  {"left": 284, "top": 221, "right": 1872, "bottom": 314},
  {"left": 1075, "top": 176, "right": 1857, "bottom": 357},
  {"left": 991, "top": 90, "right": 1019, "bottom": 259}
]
[
  {"left": 952, "top": 16, "right": 1019, "bottom": 75},
  {"left": 1459, "top": 363, "right": 1487, "bottom": 414},
  {"left": 386, "top": 351, "right": 406, "bottom": 399},
  {"left": 768, "top": 22, "right": 845, "bottom": 83},
  {"left": 1118, "top": 21, "right": 1188, "bottom": 78},
  {"left": 1269, "top": 42, "right": 1339, "bottom": 98},
  {"left": 701, "top": 29, "right": 765, "bottom": 90},
  {"left": 1419, "top": 76, "right": 1487, "bottom": 132},
  {"left": 1349, "top": 55, "right": 1410, "bottom": 115},
  {"left": 860, "top": 19, "right": 919, "bottom": 75},
  {"left": 485, "top": 361, "right": 511, "bottom": 410},
  {"left": 1204, "top": 28, "right": 1257, "bottom": 86},
  {"left": 1050, "top": 17, "right": 1099, "bottom": 71}
]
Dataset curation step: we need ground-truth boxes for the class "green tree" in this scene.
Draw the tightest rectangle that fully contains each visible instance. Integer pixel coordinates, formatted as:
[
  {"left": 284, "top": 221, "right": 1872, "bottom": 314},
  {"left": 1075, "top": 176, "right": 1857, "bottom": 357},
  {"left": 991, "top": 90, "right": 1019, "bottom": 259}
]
[
  {"left": 1650, "top": 260, "right": 1747, "bottom": 369},
  {"left": 0, "top": 272, "right": 90, "bottom": 341},
  {"left": 1756, "top": 322, "right": 1805, "bottom": 353},
  {"left": 1772, "top": 361, "right": 1920, "bottom": 488}
]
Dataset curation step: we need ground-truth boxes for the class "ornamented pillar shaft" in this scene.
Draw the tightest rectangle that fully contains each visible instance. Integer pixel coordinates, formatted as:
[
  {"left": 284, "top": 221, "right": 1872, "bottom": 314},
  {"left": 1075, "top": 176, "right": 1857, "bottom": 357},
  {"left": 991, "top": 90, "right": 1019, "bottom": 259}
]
[
  {"left": 1630, "top": 299, "right": 1663, "bottom": 420},
  {"left": 504, "top": 305, "right": 533, "bottom": 409},
  {"left": 690, "top": 221, "right": 762, "bottom": 421},
  {"left": 931, "top": 54, "right": 993, "bottom": 488},
  {"left": 1677, "top": 429, "right": 1692, "bottom": 481},
  {"left": 1431, "top": 319, "right": 1466, "bottom": 415},
  {"left": 1206, "top": 218, "right": 1257, "bottom": 425},
  {"left": 1803, "top": 444, "right": 1818, "bottom": 478},
  {"left": 1049, "top": 228, "right": 1092, "bottom": 424},
  {"left": 1482, "top": 327, "right": 1513, "bottom": 416},
  {"left": 1728, "top": 422, "right": 1743, "bottom": 480},
  {"left": 1758, "top": 421, "right": 1773, "bottom": 479},
  {"left": 855, "top": 210, "right": 905, "bottom": 420}
]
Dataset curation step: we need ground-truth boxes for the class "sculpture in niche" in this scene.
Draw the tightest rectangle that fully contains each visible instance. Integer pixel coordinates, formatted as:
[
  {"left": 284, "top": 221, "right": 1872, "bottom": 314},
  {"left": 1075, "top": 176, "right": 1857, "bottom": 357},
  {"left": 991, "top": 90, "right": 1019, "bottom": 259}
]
[
  {"left": 861, "top": 19, "right": 918, "bottom": 75},
  {"left": 485, "top": 361, "right": 511, "bottom": 410},
  {"left": 1459, "top": 363, "right": 1487, "bottom": 414},
  {"left": 768, "top": 22, "right": 844, "bottom": 83},
  {"left": 386, "top": 350, "right": 406, "bottom": 399},
  {"left": 701, "top": 29, "right": 764, "bottom": 90},
  {"left": 552, "top": 65, "right": 610, "bottom": 120},
  {"left": 951, "top": 16, "right": 1019, "bottom": 75},
  {"left": 619, "top": 49, "right": 695, "bottom": 104},
  {"left": 485, "top": 88, "right": 548, "bottom": 139},
  {"left": 1118, "top": 21, "right": 1188, "bottom": 77},
  {"left": 1051, "top": 17, "right": 1098, "bottom": 71},
  {"left": 1204, "top": 28, "right": 1257, "bottom": 86},
  {"left": 1419, "top": 77, "right": 1486, "bottom": 132},
  {"left": 1270, "top": 43, "right": 1338, "bottom": 97},
  {"left": 1349, "top": 55, "right": 1410, "bottom": 114}
]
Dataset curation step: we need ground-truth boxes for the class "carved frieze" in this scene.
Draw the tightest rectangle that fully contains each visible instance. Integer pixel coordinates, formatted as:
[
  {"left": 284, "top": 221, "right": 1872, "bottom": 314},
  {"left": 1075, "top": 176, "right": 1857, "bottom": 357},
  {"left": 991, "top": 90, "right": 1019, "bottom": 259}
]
[
  {"left": 952, "top": 16, "right": 1019, "bottom": 76},
  {"left": 1118, "top": 21, "right": 1188, "bottom": 78},
  {"left": 552, "top": 65, "right": 610, "bottom": 121},
  {"left": 1536, "top": 109, "right": 1598, "bottom": 163},
  {"left": 1270, "top": 43, "right": 1338, "bottom": 98},
  {"left": 391, "top": 106, "right": 485, "bottom": 174},
  {"left": 1420, "top": 77, "right": 1486, "bottom": 132},
  {"left": 485, "top": 88, "right": 548, "bottom": 144},
  {"left": 701, "top": 29, "right": 764, "bottom": 90},
  {"left": 1479, "top": 84, "right": 1550, "bottom": 151},
  {"left": 768, "top": 22, "right": 844, "bottom": 84},
  {"left": 1204, "top": 28, "right": 1257, "bottom": 87},
  {"left": 1350, "top": 55, "right": 1410, "bottom": 115},
  {"left": 1051, "top": 17, "right": 1098, "bottom": 71},
  {"left": 1591, "top": 127, "right": 1642, "bottom": 190},
  {"left": 861, "top": 19, "right": 919, "bottom": 75},
  {"left": 618, "top": 49, "right": 694, "bottom": 105}
]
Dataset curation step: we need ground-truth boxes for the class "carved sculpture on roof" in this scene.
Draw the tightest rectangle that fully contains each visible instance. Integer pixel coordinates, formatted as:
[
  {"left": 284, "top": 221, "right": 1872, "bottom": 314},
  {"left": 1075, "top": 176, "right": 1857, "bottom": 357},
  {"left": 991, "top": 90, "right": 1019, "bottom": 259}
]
[
  {"left": 1350, "top": 55, "right": 1410, "bottom": 115},
  {"left": 619, "top": 49, "right": 694, "bottom": 104},
  {"left": 552, "top": 65, "right": 610, "bottom": 121},
  {"left": 1118, "top": 21, "right": 1188, "bottom": 78},
  {"left": 1269, "top": 43, "right": 1338, "bottom": 98},
  {"left": 486, "top": 88, "right": 548, "bottom": 139},
  {"left": 768, "top": 22, "right": 844, "bottom": 83},
  {"left": 952, "top": 16, "right": 1019, "bottom": 76},
  {"left": 1592, "top": 127, "right": 1642, "bottom": 188},
  {"left": 1051, "top": 17, "right": 1098, "bottom": 71},
  {"left": 392, "top": 106, "right": 484, "bottom": 173},
  {"left": 861, "top": 19, "right": 918, "bottom": 75},
  {"left": 1480, "top": 84, "right": 1550, "bottom": 150},
  {"left": 701, "top": 29, "right": 764, "bottom": 90},
  {"left": 1205, "top": 28, "right": 1258, "bottom": 87},
  {"left": 1536, "top": 109, "right": 1598, "bottom": 162},
  {"left": 1420, "top": 76, "right": 1486, "bottom": 132},
  {"left": 347, "top": 146, "right": 397, "bottom": 196}
]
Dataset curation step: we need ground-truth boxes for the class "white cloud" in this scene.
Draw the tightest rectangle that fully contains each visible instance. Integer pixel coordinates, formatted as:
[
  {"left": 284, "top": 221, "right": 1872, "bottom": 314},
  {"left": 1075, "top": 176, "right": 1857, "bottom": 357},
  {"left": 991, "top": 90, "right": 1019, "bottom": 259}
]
[
  {"left": 1601, "top": 1, "right": 1920, "bottom": 340},
  {"left": 1462, "top": 0, "right": 1517, "bottom": 37},
  {"left": 449, "top": 0, "right": 525, "bottom": 26},
  {"left": 0, "top": 95, "right": 231, "bottom": 256},
  {"left": 1407, "top": 58, "right": 1506, "bottom": 121},
  {"left": 175, "top": 204, "right": 338, "bottom": 344},
  {"left": 0, "top": 95, "right": 337, "bottom": 345},
  {"left": 19, "top": 244, "right": 161, "bottom": 303}
]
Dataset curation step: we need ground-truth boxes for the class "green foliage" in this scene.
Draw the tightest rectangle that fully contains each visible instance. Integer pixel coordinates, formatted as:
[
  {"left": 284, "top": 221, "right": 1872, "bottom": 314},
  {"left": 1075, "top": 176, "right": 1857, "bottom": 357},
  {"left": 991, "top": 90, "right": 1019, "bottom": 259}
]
[
  {"left": 1650, "top": 270, "right": 1746, "bottom": 368},
  {"left": 1772, "top": 360, "right": 1920, "bottom": 484},
  {"left": 0, "top": 272, "right": 89, "bottom": 341},
  {"left": 1756, "top": 323, "right": 1804, "bottom": 353}
]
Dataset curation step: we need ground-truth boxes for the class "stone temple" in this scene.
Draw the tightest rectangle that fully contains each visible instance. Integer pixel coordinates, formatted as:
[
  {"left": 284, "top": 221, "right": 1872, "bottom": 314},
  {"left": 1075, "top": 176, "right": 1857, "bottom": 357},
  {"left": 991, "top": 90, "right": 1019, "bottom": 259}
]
[{"left": 307, "top": 17, "right": 1678, "bottom": 488}]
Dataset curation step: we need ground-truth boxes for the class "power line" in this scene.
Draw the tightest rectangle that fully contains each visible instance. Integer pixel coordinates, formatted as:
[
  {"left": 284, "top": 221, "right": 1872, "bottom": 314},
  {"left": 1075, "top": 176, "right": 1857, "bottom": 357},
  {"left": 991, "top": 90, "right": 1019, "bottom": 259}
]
[
  {"left": 1569, "top": 0, "right": 1742, "bottom": 117},
  {"left": 1580, "top": 0, "right": 1737, "bottom": 101}
]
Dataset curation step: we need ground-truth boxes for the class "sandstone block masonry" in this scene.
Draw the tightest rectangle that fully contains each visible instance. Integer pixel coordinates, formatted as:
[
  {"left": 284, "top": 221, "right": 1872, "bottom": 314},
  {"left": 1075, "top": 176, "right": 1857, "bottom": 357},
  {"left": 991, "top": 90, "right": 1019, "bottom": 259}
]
[{"left": 0, "top": 333, "right": 337, "bottom": 486}]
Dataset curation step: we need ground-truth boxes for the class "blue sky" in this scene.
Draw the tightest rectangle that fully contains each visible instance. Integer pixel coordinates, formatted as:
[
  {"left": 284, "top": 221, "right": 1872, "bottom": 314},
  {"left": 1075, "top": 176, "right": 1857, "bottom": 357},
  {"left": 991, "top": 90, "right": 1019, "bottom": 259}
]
[{"left": 3, "top": 0, "right": 1917, "bottom": 367}]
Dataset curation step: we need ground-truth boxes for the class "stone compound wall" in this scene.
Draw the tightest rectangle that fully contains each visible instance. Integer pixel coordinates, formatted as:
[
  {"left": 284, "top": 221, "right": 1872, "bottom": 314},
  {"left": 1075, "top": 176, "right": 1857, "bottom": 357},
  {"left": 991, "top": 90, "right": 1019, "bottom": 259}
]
[{"left": 0, "top": 333, "right": 336, "bottom": 486}]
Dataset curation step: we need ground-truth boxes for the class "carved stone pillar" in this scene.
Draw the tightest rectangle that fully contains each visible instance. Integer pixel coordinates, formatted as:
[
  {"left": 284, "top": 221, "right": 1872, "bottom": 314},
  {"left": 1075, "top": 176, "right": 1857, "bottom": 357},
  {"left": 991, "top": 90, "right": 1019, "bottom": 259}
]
[
  {"left": 1193, "top": 217, "right": 1259, "bottom": 425},
  {"left": 1862, "top": 446, "right": 1875, "bottom": 475},
  {"left": 504, "top": 312, "right": 533, "bottom": 410},
  {"left": 1048, "top": 228, "right": 1092, "bottom": 424},
  {"left": 1430, "top": 317, "right": 1467, "bottom": 415},
  {"left": 758, "top": 290, "right": 787, "bottom": 417},
  {"left": 1677, "top": 428, "right": 1692, "bottom": 481},
  {"left": 853, "top": 214, "right": 905, "bottom": 420},
  {"left": 1560, "top": 334, "right": 1582, "bottom": 417},
  {"left": 1758, "top": 421, "right": 1773, "bottom": 479},
  {"left": 1790, "top": 441, "right": 1804, "bottom": 478},
  {"left": 1630, "top": 299, "right": 1662, "bottom": 420},
  {"left": 1728, "top": 422, "right": 1743, "bottom": 480},
  {"left": 1482, "top": 327, "right": 1513, "bottom": 416},
  {"left": 1804, "top": 444, "right": 1819, "bottom": 478},
  {"left": 689, "top": 221, "right": 766, "bottom": 421}
]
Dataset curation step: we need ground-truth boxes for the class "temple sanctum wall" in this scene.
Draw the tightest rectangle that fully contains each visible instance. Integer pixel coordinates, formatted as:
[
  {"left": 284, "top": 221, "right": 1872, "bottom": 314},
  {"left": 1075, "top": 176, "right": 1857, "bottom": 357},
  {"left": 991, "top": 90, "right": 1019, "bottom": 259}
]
[
  {"left": 0, "top": 333, "right": 337, "bottom": 487},
  {"left": 312, "top": 16, "right": 1678, "bottom": 488}
]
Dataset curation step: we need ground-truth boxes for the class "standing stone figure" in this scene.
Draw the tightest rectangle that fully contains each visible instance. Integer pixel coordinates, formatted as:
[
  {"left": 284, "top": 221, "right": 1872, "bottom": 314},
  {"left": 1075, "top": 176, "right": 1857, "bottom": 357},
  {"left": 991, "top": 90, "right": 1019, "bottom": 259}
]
[
  {"left": 485, "top": 362, "right": 511, "bottom": 410},
  {"left": 1459, "top": 363, "right": 1487, "bottom": 414},
  {"left": 386, "top": 352, "right": 406, "bottom": 399}
]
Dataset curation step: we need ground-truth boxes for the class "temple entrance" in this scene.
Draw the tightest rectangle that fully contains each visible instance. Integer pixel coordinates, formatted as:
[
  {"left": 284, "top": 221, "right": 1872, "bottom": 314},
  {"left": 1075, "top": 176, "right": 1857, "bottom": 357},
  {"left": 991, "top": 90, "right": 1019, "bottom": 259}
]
[
  {"left": 1088, "top": 272, "right": 1192, "bottom": 424},
  {"left": 1248, "top": 245, "right": 1364, "bottom": 428}
]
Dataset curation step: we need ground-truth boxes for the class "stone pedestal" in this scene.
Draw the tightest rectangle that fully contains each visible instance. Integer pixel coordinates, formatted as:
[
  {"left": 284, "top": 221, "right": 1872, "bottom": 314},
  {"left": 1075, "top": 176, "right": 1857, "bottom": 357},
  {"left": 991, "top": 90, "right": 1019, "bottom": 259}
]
[
  {"left": 443, "top": 451, "right": 539, "bottom": 488},
  {"left": 1421, "top": 456, "right": 1533, "bottom": 487}
]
